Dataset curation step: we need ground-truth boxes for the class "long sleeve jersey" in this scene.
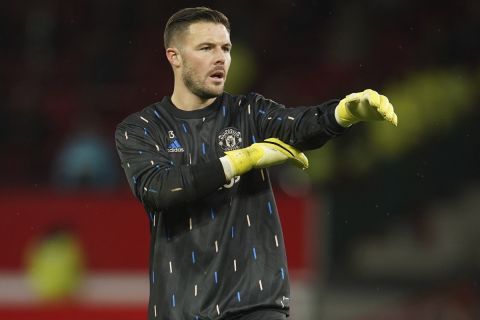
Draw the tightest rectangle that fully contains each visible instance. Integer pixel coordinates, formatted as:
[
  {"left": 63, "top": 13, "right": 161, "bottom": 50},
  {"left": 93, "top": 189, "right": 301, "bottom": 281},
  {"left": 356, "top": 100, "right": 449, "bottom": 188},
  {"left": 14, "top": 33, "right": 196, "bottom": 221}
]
[{"left": 115, "top": 92, "right": 346, "bottom": 320}]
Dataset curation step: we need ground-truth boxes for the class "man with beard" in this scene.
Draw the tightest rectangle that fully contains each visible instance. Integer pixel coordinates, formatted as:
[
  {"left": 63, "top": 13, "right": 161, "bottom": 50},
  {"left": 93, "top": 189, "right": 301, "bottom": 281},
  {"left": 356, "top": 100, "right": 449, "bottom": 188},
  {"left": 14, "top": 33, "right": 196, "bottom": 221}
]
[{"left": 115, "top": 7, "right": 397, "bottom": 320}]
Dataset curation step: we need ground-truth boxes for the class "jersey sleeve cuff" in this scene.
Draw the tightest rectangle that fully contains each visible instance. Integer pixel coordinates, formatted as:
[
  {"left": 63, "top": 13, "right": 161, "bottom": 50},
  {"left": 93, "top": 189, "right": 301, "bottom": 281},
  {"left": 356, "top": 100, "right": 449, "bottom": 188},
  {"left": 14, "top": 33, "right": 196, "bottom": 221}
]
[
  {"left": 324, "top": 100, "right": 350, "bottom": 135},
  {"left": 192, "top": 159, "right": 227, "bottom": 193}
]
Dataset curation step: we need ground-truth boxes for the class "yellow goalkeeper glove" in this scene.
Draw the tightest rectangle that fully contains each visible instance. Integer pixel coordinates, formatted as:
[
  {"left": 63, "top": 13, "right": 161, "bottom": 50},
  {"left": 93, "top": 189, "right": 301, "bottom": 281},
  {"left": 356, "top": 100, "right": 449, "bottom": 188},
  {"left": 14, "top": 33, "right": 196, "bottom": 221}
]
[
  {"left": 335, "top": 89, "right": 398, "bottom": 127},
  {"left": 223, "top": 138, "right": 308, "bottom": 177}
]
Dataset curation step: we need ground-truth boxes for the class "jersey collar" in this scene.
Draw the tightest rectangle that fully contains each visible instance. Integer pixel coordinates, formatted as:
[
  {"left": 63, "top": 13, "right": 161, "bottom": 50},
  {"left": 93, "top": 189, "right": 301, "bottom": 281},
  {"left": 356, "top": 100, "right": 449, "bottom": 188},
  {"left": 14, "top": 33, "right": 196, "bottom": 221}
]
[{"left": 161, "top": 94, "right": 224, "bottom": 119}]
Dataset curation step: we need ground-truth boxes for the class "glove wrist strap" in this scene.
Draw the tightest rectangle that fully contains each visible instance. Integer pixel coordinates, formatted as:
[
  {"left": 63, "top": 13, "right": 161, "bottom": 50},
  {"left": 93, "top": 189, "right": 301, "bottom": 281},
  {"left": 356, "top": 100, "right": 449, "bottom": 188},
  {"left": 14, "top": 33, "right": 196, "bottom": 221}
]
[{"left": 220, "top": 156, "right": 235, "bottom": 181}]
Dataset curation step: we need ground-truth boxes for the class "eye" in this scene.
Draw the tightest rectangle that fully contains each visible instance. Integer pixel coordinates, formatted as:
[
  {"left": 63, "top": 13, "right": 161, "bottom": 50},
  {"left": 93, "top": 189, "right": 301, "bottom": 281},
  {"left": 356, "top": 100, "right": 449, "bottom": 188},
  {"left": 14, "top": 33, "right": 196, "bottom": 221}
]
[
  {"left": 200, "top": 46, "right": 211, "bottom": 51},
  {"left": 223, "top": 46, "right": 231, "bottom": 53}
]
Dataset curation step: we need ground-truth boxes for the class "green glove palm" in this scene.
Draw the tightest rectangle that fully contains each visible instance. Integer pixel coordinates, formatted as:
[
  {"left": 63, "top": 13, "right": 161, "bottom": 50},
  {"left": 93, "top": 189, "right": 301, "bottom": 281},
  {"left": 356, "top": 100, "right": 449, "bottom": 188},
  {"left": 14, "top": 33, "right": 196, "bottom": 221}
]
[
  {"left": 224, "top": 138, "right": 308, "bottom": 177},
  {"left": 335, "top": 89, "right": 398, "bottom": 127}
]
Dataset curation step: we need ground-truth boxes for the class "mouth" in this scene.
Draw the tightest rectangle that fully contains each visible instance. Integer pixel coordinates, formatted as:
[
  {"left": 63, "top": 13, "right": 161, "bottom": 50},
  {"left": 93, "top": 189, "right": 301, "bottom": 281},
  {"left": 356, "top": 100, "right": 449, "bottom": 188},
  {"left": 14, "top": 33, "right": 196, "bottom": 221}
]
[{"left": 209, "top": 70, "right": 225, "bottom": 82}]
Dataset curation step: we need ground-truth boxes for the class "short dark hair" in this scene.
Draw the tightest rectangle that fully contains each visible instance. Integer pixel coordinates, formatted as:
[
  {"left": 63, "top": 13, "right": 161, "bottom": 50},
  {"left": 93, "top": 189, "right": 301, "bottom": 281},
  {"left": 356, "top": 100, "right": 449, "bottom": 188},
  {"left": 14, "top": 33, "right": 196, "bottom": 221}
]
[{"left": 164, "top": 7, "right": 230, "bottom": 48}]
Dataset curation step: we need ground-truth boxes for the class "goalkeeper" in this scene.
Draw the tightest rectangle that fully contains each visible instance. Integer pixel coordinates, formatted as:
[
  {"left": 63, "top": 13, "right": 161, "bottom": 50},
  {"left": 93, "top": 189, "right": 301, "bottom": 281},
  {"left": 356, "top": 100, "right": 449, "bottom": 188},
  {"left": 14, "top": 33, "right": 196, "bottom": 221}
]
[{"left": 115, "top": 6, "right": 397, "bottom": 320}]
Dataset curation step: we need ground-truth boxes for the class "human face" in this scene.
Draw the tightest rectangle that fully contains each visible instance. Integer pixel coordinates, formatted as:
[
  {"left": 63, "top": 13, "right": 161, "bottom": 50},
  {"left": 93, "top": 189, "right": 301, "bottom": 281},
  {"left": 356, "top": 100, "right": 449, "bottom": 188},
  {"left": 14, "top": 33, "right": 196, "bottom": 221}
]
[{"left": 178, "top": 22, "right": 232, "bottom": 99}]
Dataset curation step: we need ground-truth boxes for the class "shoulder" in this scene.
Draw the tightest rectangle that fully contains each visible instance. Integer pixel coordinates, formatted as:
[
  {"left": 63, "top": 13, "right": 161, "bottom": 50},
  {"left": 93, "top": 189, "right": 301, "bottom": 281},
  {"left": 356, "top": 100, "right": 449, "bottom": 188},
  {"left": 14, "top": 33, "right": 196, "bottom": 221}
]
[
  {"left": 114, "top": 104, "right": 163, "bottom": 148},
  {"left": 116, "top": 99, "right": 170, "bottom": 130},
  {"left": 223, "top": 92, "right": 273, "bottom": 109},
  {"left": 240, "top": 92, "right": 285, "bottom": 110}
]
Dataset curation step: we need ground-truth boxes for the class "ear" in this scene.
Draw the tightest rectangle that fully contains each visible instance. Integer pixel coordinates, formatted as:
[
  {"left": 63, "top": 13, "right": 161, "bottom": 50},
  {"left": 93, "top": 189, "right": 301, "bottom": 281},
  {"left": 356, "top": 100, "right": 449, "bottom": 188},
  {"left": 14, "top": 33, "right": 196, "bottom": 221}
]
[{"left": 166, "top": 48, "right": 182, "bottom": 67}]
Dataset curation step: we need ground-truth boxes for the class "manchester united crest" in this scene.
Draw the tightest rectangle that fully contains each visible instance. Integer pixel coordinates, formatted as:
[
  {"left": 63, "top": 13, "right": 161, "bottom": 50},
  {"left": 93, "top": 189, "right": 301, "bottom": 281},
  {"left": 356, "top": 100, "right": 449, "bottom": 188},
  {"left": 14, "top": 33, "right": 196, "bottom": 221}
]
[{"left": 218, "top": 127, "right": 242, "bottom": 151}]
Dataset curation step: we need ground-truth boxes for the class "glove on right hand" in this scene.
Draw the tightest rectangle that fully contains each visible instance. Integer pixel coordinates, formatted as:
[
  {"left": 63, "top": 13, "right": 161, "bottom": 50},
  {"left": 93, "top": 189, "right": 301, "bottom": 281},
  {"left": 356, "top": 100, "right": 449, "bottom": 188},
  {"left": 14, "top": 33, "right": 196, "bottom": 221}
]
[{"left": 224, "top": 138, "right": 309, "bottom": 177}]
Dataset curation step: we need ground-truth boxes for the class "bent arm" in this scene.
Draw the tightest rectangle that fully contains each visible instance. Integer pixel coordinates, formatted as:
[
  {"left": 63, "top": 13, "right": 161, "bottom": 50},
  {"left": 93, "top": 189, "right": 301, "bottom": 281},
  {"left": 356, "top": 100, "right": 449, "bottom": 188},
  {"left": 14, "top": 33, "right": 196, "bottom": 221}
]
[{"left": 115, "top": 120, "right": 226, "bottom": 211}]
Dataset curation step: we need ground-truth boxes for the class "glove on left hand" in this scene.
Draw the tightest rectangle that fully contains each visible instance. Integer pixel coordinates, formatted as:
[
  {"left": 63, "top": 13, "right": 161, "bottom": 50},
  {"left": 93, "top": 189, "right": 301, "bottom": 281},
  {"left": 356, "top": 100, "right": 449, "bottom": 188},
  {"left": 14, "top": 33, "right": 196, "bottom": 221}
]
[{"left": 335, "top": 89, "right": 398, "bottom": 127}]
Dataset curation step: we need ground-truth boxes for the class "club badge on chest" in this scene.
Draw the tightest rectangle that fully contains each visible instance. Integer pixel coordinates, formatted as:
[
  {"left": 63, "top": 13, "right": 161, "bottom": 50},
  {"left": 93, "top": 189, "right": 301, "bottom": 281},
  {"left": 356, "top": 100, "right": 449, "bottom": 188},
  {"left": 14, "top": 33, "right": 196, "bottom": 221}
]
[{"left": 218, "top": 127, "right": 242, "bottom": 152}]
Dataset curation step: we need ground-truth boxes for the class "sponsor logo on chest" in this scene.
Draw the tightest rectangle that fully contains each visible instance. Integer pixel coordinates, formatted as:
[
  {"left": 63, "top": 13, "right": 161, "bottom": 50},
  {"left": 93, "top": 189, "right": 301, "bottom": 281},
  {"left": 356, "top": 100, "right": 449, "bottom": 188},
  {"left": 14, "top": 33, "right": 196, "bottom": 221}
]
[{"left": 167, "top": 130, "right": 184, "bottom": 153}]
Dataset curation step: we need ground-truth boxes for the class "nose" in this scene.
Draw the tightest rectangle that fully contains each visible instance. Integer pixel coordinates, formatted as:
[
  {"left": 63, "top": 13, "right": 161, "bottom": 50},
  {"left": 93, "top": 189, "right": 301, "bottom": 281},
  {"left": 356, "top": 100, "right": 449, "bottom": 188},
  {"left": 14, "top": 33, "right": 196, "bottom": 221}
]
[{"left": 214, "top": 47, "right": 226, "bottom": 65}]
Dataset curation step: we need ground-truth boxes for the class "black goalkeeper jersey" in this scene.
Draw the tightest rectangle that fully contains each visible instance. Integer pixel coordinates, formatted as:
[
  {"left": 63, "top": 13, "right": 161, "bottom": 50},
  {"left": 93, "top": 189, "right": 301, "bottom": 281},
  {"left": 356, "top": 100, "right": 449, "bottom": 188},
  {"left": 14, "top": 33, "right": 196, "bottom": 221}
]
[{"left": 115, "top": 92, "right": 346, "bottom": 320}]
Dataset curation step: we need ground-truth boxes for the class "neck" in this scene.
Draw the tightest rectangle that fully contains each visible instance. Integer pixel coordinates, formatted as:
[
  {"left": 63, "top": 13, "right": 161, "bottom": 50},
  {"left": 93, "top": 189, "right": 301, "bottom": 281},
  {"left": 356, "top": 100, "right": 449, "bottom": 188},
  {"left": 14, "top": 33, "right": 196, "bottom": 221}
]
[{"left": 171, "top": 82, "right": 217, "bottom": 111}]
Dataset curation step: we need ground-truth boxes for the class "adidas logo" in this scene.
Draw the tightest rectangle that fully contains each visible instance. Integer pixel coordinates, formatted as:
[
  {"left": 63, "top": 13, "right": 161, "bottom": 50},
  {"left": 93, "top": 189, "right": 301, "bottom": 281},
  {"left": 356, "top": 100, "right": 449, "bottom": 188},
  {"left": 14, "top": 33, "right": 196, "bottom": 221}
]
[{"left": 167, "top": 139, "right": 184, "bottom": 153}]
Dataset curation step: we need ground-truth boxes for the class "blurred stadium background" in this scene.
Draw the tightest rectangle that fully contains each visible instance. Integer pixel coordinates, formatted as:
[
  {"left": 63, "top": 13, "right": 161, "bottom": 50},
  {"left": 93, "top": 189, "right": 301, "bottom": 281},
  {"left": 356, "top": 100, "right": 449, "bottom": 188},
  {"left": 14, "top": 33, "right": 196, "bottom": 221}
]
[{"left": 1, "top": 1, "right": 479, "bottom": 319}]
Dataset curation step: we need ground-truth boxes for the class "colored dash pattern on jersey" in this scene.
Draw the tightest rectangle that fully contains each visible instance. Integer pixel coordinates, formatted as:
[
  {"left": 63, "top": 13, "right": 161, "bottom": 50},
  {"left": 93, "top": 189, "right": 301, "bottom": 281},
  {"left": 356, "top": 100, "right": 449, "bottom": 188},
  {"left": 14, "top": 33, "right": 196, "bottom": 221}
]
[{"left": 115, "top": 92, "right": 346, "bottom": 319}]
